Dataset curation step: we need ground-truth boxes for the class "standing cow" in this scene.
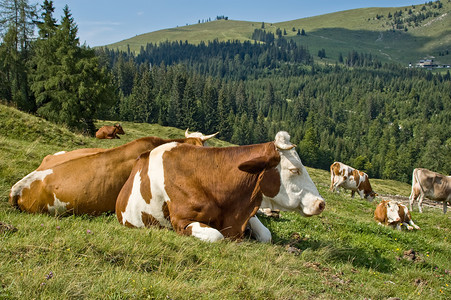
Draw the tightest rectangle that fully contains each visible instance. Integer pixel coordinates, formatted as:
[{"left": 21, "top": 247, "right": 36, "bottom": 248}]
[
  {"left": 409, "top": 168, "right": 451, "bottom": 213},
  {"left": 374, "top": 200, "right": 420, "bottom": 230},
  {"left": 116, "top": 131, "right": 325, "bottom": 242},
  {"left": 9, "top": 131, "right": 217, "bottom": 215},
  {"left": 95, "top": 124, "right": 125, "bottom": 139},
  {"left": 330, "top": 162, "right": 377, "bottom": 201}
]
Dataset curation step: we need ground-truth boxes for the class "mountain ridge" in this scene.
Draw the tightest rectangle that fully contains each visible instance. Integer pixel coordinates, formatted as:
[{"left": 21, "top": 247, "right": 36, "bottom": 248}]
[{"left": 103, "top": 2, "right": 451, "bottom": 66}]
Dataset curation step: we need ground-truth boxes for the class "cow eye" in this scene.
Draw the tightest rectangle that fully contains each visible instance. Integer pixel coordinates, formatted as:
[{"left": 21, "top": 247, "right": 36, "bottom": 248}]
[{"left": 289, "top": 168, "right": 300, "bottom": 175}]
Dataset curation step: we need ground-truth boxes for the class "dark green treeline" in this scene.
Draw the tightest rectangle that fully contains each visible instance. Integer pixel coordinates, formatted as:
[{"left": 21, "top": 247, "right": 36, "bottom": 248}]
[{"left": 97, "top": 42, "right": 451, "bottom": 183}]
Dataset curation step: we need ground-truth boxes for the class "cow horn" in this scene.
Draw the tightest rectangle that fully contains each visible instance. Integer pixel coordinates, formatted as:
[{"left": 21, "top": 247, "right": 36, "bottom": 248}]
[
  {"left": 201, "top": 132, "right": 219, "bottom": 141},
  {"left": 185, "top": 128, "right": 190, "bottom": 138},
  {"left": 275, "top": 143, "right": 296, "bottom": 150}
]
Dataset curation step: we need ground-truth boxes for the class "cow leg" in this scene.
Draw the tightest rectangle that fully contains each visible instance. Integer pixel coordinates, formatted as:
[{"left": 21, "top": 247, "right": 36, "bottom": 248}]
[
  {"left": 351, "top": 190, "right": 355, "bottom": 198},
  {"left": 407, "top": 220, "right": 420, "bottom": 230},
  {"left": 247, "top": 216, "right": 272, "bottom": 243},
  {"left": 409, "top": 193, "right": 415, "bottom": 212},
  {"left": 418, "top": 194, "right": 424, "bottom": 213},
  {"left": 331, "top": 177, "right": 344, "bottom": 193},
  {"left": 184, "top": 222, "right": 224, "bottom": 242},
  {"left": 443, "top": 201, "right": 448, "bottom": 214},
  {"left": 401, "top": 222, "right": 414, "bottom": 230}
]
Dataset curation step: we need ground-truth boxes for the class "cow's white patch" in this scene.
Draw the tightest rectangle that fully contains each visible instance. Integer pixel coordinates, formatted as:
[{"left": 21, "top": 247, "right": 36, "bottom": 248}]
[
  {"left": 386, "top": 201, "right": 400, "bottom": 224},
  {"left": 148, "top": 142, "right": 177, "bottom": 205},
  {"left": 10, "top": 169, "right": 53, "bottom": 197},
  {"left": 47, "top": 194, "right": 69, "bottom": 216},
  {"left": 248, "top": 216, "right": 272, "bottom": 243},
  {"left": 53, "top": 151, "right": 66, "bottom": 156},
  {"left": 188, "top": 222, "right": 224, "bottom": 242},
  {"left": 121, "top": 170, "right": 172, "bottom": 228}
]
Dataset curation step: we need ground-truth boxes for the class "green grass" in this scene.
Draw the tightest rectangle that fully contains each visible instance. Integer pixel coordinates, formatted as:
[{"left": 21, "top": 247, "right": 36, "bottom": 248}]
[
  {"left": 104, "top": 2, "right": 451, "bottom": 66},
  {"left": 1, "top": 104, "right": 450, "bottom": 299}
]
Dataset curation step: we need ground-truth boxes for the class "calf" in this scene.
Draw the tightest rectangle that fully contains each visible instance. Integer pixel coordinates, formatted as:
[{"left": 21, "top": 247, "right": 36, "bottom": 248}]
[
  {"left": 330, "top": 162, "right": 377, "bottom": 201},
  {"left": 117, "top": 131, "right": 325, "bottom": 242},
  {"left": 374, "top": 200, "right": 420, "bottom": 230},
  {"left": 95, "top": 124, "right": 125, "bottom": 139}
]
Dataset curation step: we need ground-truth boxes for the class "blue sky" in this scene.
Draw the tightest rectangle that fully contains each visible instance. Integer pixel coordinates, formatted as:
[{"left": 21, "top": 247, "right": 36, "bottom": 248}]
[{"left": 52, "top": 0, "right": 420, "bottom": 47}]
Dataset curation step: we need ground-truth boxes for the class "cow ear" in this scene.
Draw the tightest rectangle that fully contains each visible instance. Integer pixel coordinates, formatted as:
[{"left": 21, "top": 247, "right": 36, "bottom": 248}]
[{"left": 238, "top": 157, "right": 269, "bottom": 174}]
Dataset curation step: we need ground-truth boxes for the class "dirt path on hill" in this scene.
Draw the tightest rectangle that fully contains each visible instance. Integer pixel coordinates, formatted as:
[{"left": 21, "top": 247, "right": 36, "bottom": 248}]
[{"left": 379, "top": 194, "right": 446, "bottom": 211}]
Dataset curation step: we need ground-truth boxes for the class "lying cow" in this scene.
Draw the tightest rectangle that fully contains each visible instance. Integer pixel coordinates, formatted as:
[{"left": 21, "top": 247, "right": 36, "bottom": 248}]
[
  {"left": 330, "top": 162, "right": 377, "bottom": 201},
  {"left": 374, "top": 200, "right": 420, "bottom": 230},
  {"left": 116, "top": 131, "right": 325, "bottom": 242},
  {"left": 95, "top": 124, "right": 125, "bottom": 139},
  {"left": 9, "top": 130, "right": 217, "bottom": 215},
  {"left": 409, "top": 168, "right": 451, "bottom": 214}
]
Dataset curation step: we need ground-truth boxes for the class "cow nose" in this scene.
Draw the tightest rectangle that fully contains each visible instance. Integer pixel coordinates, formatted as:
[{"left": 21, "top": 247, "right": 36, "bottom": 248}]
[{"left": 317, "top": 199, "right": 326, "bottom": 213}]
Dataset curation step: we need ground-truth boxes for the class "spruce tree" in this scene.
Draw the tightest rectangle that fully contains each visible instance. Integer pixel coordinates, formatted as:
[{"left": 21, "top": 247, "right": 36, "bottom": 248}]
[
  {"left": 30, "top": 4, "right": 113, "bottom": 134},
  {"left": 0, "top": 0, "right": 36, "bottom": 110}
]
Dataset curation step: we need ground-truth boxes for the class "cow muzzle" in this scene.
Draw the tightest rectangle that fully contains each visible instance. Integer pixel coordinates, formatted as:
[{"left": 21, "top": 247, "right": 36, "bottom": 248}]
[{"left": 302, "top": 199, "right": 326, "bottom": 217}]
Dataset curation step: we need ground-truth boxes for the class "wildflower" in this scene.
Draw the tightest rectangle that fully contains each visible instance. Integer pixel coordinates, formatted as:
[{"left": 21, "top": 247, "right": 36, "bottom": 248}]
[
  {"left": 56, "top": 226, "right": 60, "bottom": 230},
  {"left": 46, "top": 271, "right": 53, "bottom": 280},
  {"left": 86, "top": 229, "right": 92, "bottom": 234}
]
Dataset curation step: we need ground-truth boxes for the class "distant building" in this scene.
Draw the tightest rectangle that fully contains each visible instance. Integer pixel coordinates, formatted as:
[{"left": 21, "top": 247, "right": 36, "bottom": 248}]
[{"left": 416, "top": 59, "right": 437, "bottom": 68}]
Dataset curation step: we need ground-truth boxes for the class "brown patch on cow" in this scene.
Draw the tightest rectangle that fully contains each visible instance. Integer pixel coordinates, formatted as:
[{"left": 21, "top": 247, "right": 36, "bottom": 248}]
[
  {"left": 162, "top": 142, "right": 281, "bottom": 240},
  {"left": 137, "top": 152, "right": 152, "bottom": 204},
  {"left": 374, "top": 200, "right": 389, "bottom": 225},
  {"left": 162, "top": 202, "right": 170, "bottom": 221},
  {"left": 260, "top": 168, "right": 280, "bottom": 198},
  {"left": 141, "top": 211, "right": 162, "bottom": 228},
  {"left": 124, "top": 220, "right": 136, "bottom": 228}
]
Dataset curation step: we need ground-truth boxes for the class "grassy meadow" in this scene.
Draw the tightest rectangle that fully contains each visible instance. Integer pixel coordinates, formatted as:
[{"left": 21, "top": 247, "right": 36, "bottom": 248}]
[
  {"left": 0, "top": 104, "right": 450, "bottom": 299},
  {"left": 105, "top": 2, "right": 451, "bottom": 66}
]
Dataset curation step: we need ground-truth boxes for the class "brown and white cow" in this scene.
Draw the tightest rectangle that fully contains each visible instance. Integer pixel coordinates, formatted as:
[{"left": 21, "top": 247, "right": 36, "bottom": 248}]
[
  {"left": 374, "top": 200, "right": 420, "bottom": 230},
  {"left": 330, "top": 162, "right": 377, "bottom": 201},
  {"left": 409, "top": 168, "right": 451, "bottom": 214},
  {"left": 9, "top": 131, "right": 217, "bottom": 216},
  {"left": 116, "top": 131, "right": 325, "bottom": 243},
  {"left": 95, "top": 124, "right": 125, "bottom": 139}
]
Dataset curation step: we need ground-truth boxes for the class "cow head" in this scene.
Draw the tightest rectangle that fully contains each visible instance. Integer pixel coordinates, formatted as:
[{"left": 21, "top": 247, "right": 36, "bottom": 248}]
[
  {"left": 260, "top": 131, "right": 325, "bottom": 217},
  {"left": 384, "top": 200, "right": 401, "bottom": 224},
  {"left": 365, "top": 191, "right": 378, "bottom": 202},
  {"left": 114, "top": 124, "right": 125, "bottom": 135}
]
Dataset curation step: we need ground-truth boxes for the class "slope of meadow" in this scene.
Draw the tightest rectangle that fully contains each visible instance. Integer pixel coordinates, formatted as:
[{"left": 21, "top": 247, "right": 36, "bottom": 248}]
[
  {"left": 105, "top": 2, "right": 451, "bottom": 66},
  {"left": 0, "top": 104, "right": 450, "bottom": 299}
]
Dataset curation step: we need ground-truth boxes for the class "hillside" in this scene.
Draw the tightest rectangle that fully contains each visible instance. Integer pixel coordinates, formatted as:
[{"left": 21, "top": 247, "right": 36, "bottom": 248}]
[
  {"left": 1, "top": 104, "right": 450, "bottom": 298},
  {"left": 104, "top": 1, "right": 451, "bottom": 66}
]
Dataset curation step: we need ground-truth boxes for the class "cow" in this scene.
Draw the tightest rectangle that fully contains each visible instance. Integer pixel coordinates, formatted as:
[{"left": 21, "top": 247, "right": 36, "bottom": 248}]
[
  {"left": 374, "top": 200, "right": 420, "bottom": 230},
  {"left": 95, "top": 124, "right": 125, "bottom": 139},
  {"left": 9, "top": 131, "right": 218, "bottom": 216},
  {"left": 116, "top": 131, "right": 325, "bottom": 243},
  {"left": 329, "top": 162, "right": 377, "bottom": 201},
  {"left": 409, "top": 168, "right": 451, "bottom": 214}
]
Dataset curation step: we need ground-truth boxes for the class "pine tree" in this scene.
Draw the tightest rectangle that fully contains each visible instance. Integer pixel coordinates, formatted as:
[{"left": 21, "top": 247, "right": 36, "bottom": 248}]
[
  {"left": 202, "top": 77, "right": 218, "bottom": 133},
  {"left": 30, "top": 4, "right": 114, "bottom": 134},
  {"left": 0, "top": 0, "right": 36, "bottom": 110}
]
